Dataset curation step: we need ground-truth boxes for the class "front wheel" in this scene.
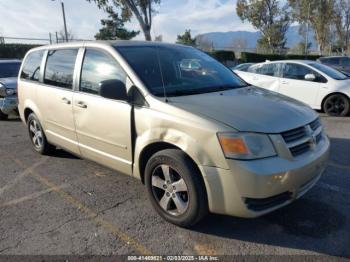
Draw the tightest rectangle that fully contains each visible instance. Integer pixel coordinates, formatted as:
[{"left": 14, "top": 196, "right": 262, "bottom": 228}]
[
  {"left": 27, "top": 113, "right": 55, "bottom": 155},
  {"left": 145, "top": 149, "right": 208, "bottom": 227},
  {"left": 323, "top": 94, "right": 350, "bottom": 116}
]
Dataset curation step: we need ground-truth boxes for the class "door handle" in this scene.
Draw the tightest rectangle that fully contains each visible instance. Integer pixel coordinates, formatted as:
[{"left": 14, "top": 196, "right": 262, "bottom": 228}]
[
  {"left": 76, "top": 101, "right": 87, "bottom": 109},
  {"left": 61, "top": 97, "right": 71, "bottom": 105},
  {"left": 281, "top": 80, "right": 288, "bottom": 84}
]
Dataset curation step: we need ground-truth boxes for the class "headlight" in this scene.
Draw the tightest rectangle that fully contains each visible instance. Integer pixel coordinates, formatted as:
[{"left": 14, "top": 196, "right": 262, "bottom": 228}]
[
  {"left": 5, "top": 89, "right": 16, "bottom": 96},
  {"left": 218, "top": 132, "right": 276, "bottom": 160}
]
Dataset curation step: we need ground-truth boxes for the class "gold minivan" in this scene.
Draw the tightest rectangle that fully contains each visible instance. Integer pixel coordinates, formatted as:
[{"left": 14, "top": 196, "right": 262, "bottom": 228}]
[{"left": 18, "top": 41, "right": 330, "bottom": 227}]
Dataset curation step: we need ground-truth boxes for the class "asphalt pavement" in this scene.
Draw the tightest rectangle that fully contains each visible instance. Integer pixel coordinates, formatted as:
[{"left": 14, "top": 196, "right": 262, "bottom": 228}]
[{"left": 0, "top": 114, "right": 349, "bottom": 259}]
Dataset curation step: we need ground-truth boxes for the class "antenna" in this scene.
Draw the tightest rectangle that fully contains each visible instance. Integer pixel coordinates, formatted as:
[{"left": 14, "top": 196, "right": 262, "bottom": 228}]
[{"left": 155, "top": 46, "right": 168, "bottom": 102}]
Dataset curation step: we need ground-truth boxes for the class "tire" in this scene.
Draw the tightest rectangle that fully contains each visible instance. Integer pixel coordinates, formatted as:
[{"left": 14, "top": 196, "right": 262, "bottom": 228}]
[
  {"left": 323, "top": 94, "right": 350, "bottom": 116},
  {"left": 0, "top": 110, "right": 8, "bottom": 120},
  {"left": 145, "top": 149, "right": 208, "bottom": 227},
  {"left": 27, "top": 113, "right": 55, "bottom": 155}
]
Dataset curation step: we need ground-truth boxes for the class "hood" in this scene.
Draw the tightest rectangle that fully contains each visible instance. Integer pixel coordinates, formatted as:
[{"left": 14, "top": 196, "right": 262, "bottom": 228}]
[
  {"left": 0, "top": 77, "right": 18, "bottom": 89},
  {"left": 169, "top": 87, "right": 318, "bottom": 133}
]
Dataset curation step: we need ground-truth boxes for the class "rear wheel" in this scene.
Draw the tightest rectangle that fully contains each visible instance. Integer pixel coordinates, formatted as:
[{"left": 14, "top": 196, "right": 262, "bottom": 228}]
[
  {"left": 0, "top": 110, "right": 8, "bottom": 120},
  {"left": 145, "top": 149, "right": 208, "bottom": 227},
  {"left": 27, "top": 113, "right": 55, "bottom": 155},
  {"left": 323, "top": 94, "right": 350, "bottom": 116}
]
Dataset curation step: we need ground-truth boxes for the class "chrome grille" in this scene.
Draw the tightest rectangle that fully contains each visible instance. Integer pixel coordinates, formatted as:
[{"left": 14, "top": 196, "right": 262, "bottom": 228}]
[
  {"left": 281, "top": 126, "right": 307, "bottom": 143},
  {"left": 281, "top": 118, "right": 323, "bottom": 158},
  {"left": 289, "top": 141, "right": 310, "bottom": 157},
  {"left": 310, "top": 118, "right": 321, "bottom": 131}
]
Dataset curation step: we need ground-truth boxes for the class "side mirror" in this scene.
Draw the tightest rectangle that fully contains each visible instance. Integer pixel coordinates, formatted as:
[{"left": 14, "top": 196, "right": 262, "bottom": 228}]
[
  {"left": 305, "top": 73, "right": 316, "bottom": 81},
  {"left": 99, "top": 79, "right": 127, "bottom": 101}
]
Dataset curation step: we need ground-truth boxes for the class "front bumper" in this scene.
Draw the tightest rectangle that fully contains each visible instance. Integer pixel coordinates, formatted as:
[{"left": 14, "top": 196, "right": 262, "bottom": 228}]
[
  {"left": 200, "top": 133, "right": 330, "bottom": 218},
  {"left": 0, "top": 96, "right": 18, "bottom": 114}
]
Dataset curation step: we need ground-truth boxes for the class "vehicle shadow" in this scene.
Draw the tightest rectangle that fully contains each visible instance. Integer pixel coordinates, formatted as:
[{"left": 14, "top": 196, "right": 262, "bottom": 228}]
[
  {"left": 193, "top": 198, "right": 347, "bottom": 257},
  {"left": 5, "top": 117, "right": 21, "bottom": 122},
  {"left": 192, "top": 137, "right": 350, "bottom": 258},
  {"left": 49, "top": 148, "right": 81, "bottom": 160}
]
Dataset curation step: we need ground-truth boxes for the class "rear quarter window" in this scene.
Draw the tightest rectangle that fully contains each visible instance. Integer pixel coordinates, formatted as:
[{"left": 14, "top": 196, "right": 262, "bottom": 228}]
[
  {"left": 20, "top": 50, "right": 44, "bottom": 82},
  {"left": 44, "top": 49, "right": 78, "bottom": 89}
]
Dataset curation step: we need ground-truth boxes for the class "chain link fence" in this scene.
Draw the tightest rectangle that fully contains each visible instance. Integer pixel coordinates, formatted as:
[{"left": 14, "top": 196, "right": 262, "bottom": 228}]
[{"left": 1, "top": 35, "right": 92, "bottom": 45}]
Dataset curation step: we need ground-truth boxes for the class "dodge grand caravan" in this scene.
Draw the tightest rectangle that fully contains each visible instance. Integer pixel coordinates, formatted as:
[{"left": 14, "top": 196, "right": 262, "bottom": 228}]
[{"left": 18, "top": 41, "right": 330, "bottom": 227}]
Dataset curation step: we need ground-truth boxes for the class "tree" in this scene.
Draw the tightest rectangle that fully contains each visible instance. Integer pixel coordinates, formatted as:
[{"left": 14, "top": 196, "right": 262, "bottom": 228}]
[
  {"left": 0, "top": 28, "right": 4, "bottom": 44},
  {"left": 296, "top": 23, "right": 312, "bottom": 55},
  {"left": 95, "top": 7, "right": 139, "bottom": 40},
  {"left": 333, "top": 0, "right": 350, "bottom": 54},
  {"left": 176, "top": 30, "right": 196, "bottom": 46},
  {"left": 236, "top": 0, "right": 290, "bottom": 53},
  {"left": 289, "top": 41, "right": 312, "bottom": 54},
  {"left": 288, "top": 0, "right": 335, "bottom": 54},
  {"left": 196, "top": 35, "right": 213, "bottom": 51},
  {"left": 58, "top": 29, "right": 74, "bottom": 42},
  {"left": 87, "top": 0, "right": 160, "bottom": 41}
]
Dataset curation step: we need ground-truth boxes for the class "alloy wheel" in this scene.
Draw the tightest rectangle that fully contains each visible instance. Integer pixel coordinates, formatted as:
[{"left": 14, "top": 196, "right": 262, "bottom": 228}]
[
  {"left": 151, "top": 164, "right": 189, "bottom": 216},
  {"left": 325, "top": 95, "right": 347, "bottom": 116},
  {"left": 29, "top": 119, "right": 44, "bottom": 149}
]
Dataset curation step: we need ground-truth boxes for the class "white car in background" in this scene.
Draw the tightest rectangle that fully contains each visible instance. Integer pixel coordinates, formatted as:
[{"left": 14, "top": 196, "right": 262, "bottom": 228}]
[{"left": 234, "top": 60, "right": 350, "bottom": 116}]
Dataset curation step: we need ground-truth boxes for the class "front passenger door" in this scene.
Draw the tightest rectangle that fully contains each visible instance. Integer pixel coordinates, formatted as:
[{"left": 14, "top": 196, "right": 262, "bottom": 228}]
[
  {"left": 73, "top": 48, "right": 133, "bottom": 175},
  {"left": 279, "top": 63, "right": 322, "bottom": 106}
]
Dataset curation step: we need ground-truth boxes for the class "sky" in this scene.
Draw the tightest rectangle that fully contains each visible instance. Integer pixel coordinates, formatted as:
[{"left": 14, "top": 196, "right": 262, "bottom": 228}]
[{"left": 0, "top": 0, "right": 256, "bottom": 44}]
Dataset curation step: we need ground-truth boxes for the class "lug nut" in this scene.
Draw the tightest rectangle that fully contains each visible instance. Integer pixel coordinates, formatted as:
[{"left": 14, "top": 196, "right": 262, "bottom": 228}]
[
  {"left": 173, "top": 186, "right": 176, "bottom": 190},
  {"left": 166, "top": 192, "right": 170, "bottom": 197},
  {"left": 163, "top": 185, "right": 167, "bottom": 189},
  {"left": 172, "top": 193, "right": 175, "bottom": 198}
]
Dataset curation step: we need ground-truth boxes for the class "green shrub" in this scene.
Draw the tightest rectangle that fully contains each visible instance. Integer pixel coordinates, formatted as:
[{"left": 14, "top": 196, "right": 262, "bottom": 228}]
[
  {"left": 0, "top": 44, "right": 41, "bottom": 59},
  {"left": 209, "top": 50, "right": 235, "bottom": 62},
  {"left": 240, "top": 52, "right": 321, "bottom": 63}
]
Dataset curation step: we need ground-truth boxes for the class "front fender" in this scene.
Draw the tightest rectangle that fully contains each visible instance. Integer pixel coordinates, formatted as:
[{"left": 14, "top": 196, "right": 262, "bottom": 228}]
[{"left": 133, "top": 126, "right": 229, "bottom": 180}]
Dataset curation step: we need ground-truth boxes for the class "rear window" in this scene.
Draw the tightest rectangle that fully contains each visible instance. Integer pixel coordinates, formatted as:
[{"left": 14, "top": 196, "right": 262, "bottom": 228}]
[
  {"left": 44, "top": 49, "right": 78, "bottom": 89},
  {"left": 21, "top": 51, "right": 44, "bottom": 81},
  {"left": 310, "top": 62, "right": 348, "bottom": 80},
  {"left": 0, "top": 62, "right": 21, "bottom": 78},
  {"left": 249, "top": 63, "right": 281, "bottom": 77},
  {"left": 321, "top": 57, "right": 340, "bottom": 65}
]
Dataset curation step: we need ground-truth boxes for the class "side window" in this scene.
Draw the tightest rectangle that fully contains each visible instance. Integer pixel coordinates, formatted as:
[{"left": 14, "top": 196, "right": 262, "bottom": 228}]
[
  {"left": 44, "top": 49, "right": 78, "bottom": 89},
  {"left": 329, "top": 58, "right": 340, "bottom": 65},
  {"left": 283, "top": 63, "right": 314, "bottom": 80},
  {"left": 20, "top": 50, "right": 44, "bottom": 82},
  {"left": 253, "top": 63, "right": 280, "bottom": 77},
  {"left": 283, "top": 63, "right": 325, "bottom": 82},
  {"left": 339, "top": 57, "right": 350, "bottom": 66},
  {"left": 80, "top": 49, "right": 126, "bottom": 95}
]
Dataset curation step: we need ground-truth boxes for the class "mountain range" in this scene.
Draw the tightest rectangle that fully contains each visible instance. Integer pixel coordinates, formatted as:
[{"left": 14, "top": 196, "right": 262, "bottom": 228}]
[{"left": 199, "top": 25, "right": 317, "bottom": 51}]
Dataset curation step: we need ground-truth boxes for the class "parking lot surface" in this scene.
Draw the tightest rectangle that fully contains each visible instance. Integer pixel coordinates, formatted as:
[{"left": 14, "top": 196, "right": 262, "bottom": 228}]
[{"left": 0, "top": 114, "right": 349, "bottom": 258}]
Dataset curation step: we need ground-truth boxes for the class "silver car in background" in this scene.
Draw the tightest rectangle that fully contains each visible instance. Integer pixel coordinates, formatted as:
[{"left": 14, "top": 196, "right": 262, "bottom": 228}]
[{"left": 0, "top": 59, "right": 21, "bottom": 120}]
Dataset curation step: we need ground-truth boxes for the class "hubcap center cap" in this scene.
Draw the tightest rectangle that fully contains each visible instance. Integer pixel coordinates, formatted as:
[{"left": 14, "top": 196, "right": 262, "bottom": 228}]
[{"left": 167, "top": 186, "right": 174, "bottom": 194}]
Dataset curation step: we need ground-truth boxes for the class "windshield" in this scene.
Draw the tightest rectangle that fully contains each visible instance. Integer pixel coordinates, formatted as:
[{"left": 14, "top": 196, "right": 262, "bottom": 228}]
[
  {"left": 310, "top": 62, "right": 348, "bottom": 80},
  {"left": 116, "top": 45, "right": 247, "bottom": 97},
  {"left": 0, "top": 62, "right": 21, "bottom": 78}
]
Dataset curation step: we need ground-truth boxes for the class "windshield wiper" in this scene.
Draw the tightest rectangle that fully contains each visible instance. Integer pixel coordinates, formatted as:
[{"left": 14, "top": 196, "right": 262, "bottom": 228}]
[{"left": 166, "top": 89, "right": 205, "bottom": 97}]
